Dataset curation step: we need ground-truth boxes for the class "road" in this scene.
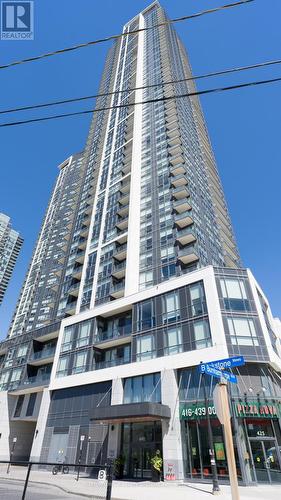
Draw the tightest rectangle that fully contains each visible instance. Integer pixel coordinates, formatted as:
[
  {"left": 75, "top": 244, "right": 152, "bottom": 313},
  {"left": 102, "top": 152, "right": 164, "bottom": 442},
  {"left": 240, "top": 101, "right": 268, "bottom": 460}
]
[{"left": 0, "top": 479, "right": 84, "bottom": 499}]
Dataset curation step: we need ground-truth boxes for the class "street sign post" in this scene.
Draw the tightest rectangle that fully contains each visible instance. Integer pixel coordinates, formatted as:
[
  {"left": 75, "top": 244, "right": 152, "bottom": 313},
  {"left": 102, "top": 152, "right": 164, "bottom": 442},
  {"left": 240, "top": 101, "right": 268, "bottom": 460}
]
[{"left": 213, "top": 382, "right": 240, "bottom": 500}]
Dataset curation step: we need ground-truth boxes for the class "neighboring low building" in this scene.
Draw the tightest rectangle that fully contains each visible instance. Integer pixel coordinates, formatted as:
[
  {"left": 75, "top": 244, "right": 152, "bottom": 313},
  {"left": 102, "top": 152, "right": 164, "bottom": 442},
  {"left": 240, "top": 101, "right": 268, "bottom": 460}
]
[
  {"left": 0, "top": 1, "right": 280, "bottom": 487},
  {"left": 0, "top": 213, "right": 23, "bottom": 305}
]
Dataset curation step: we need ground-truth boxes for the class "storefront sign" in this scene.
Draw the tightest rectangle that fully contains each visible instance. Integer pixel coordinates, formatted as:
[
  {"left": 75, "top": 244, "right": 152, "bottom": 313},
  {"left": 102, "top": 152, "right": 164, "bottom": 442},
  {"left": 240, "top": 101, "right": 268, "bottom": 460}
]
[
  {"left": 234, "top": 401, "right": 281, "bottom": 419},
  {"left": 180, "top": 403, "right": 216, "bottom": 420}
]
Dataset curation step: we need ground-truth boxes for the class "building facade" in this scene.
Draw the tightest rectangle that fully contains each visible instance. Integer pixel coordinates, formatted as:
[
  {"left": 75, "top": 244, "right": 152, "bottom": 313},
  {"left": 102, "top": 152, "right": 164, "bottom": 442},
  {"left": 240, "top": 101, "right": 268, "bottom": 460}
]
[
  {"left": 0, "top": 213, "right": 23, "bottom": 306},
  {"left": 0, "top": 1, "right": 280, "bottom": 486}
]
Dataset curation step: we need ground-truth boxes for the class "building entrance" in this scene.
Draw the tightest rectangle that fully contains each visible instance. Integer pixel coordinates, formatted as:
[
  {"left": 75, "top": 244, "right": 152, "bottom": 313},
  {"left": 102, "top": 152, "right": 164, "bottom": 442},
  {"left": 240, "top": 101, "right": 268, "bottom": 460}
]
[
  {"left": 249, "top": 440, "right": 281, "bottom": 483},
  {"left": 121, "top": 421, "right": 162, "bottom": 479}
]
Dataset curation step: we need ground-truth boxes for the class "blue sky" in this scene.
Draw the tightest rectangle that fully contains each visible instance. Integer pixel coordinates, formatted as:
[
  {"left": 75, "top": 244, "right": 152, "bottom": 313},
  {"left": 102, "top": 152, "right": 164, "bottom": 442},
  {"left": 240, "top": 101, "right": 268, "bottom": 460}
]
[{"left": 0, "top": 0, "right": 280, "bottom": 338}]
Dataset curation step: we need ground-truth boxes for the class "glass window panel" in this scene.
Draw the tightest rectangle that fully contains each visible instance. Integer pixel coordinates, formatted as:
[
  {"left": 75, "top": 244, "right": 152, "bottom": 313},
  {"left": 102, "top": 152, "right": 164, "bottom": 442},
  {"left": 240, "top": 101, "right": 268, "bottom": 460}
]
[{"left": 10, "top": 368, "right": 22, "bottom": 382}]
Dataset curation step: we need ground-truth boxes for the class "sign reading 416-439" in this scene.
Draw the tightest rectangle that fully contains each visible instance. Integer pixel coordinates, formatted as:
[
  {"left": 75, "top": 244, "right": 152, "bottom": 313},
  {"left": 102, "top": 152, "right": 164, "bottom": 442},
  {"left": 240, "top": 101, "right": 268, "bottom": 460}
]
[{"left": 180, "top": 403, "right": 217, "bottom": 420}]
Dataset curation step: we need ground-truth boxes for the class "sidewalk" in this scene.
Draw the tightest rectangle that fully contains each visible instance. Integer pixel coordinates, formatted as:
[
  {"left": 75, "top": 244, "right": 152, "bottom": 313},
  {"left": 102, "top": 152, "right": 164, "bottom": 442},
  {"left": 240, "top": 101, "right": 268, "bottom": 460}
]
[{"left": 0, "top": 466, "right": 281, "bottom": 499}]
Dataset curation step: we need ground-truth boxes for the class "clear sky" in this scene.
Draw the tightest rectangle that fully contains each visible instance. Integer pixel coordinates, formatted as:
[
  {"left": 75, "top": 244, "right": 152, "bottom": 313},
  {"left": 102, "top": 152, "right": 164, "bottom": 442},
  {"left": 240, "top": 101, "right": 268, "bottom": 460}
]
[{"left": 0, "top": 0, "right": 280, "bottom": 339}]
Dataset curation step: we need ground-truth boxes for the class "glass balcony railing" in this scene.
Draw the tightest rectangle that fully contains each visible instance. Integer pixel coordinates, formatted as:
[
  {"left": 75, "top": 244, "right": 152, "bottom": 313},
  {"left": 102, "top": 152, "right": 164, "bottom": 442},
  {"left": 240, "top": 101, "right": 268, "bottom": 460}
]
[
  {"left": 96, "top": 325, "right": 132, "bottom": 343},
  {"left": 23, "top": 373, "right": 51, "bottom": 386},
  {"left": 95, "top": 357, "right": 130, "bottom": 370},
  {"left": 29, "top": 347, "right": 56, "bottom": 361}
]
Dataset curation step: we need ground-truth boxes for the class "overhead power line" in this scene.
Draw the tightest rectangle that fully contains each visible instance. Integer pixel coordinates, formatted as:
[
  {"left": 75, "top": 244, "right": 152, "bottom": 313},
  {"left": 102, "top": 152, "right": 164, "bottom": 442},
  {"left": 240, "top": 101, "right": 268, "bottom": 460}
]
[
  {"left": 0, "top": 1, "right": 254, "bottom": 71},
  {"left": 0, "top": 75, "right": 280, "bottom": 129},
  {"left": 0, "top": 57, "right": 279, "bottom": 116}
]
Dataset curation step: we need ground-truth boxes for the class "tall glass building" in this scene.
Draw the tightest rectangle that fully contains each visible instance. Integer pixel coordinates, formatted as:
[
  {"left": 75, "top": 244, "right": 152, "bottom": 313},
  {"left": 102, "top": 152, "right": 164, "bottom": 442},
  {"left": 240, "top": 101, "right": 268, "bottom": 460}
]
[
  {"left": 0, "top": 213, "right": 23, "bottom": 306},
  {"left": 0, "top": 2, "right": 281, "bottom": 486}
]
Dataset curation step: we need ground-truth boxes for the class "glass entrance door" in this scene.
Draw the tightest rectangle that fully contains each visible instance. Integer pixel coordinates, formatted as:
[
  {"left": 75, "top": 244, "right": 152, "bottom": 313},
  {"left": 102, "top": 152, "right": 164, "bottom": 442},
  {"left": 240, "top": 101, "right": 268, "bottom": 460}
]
[{"left": 250, "top": 440, "right": 281, "bottom": 483}]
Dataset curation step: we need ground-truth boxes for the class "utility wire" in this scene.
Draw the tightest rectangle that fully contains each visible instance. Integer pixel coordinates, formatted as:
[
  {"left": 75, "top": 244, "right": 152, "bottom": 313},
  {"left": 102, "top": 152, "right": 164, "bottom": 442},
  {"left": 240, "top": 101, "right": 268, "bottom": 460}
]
[
  {"left": 0, "top": 75, "right": 280, "bottom": 128},
  {"left": 0, "top": 1, "right": 254, "bottom": 71},
  {"left": 0, "top": 57, "right": 279, "bottom": 116}
]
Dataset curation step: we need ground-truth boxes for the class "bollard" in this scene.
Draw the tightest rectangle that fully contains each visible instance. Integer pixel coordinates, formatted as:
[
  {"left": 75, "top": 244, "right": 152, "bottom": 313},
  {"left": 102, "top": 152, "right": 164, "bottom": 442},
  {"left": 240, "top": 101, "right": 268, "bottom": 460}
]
[{"left": 106, "top": 465, "right": 113, "bottom": 500}]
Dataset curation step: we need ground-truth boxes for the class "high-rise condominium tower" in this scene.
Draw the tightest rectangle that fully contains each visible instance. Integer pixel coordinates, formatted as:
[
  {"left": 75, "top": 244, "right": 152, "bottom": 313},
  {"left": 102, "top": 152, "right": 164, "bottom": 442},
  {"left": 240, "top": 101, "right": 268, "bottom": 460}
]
[
  {"left": 0, "top": 2, "right": 280, "bottom": 486},
  {"left": 0, "top": 213, "right": 23, "bottom": 305}
]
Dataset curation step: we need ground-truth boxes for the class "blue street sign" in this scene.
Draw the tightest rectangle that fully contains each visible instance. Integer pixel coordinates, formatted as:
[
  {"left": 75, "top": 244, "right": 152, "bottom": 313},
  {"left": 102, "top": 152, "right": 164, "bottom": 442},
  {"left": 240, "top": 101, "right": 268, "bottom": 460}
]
[
  {"left": 201, "top": 364, "right": 237, "bottom": 384},
  {"left": 200, "top": 356, "right": 245, "bottom": 373}
]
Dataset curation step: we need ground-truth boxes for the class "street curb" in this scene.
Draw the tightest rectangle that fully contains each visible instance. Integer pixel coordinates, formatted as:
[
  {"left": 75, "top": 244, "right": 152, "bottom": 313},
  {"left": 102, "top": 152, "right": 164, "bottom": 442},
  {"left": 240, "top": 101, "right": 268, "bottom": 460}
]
[{"left": 0, "top": 475, "right": 124, "bottom": 499}]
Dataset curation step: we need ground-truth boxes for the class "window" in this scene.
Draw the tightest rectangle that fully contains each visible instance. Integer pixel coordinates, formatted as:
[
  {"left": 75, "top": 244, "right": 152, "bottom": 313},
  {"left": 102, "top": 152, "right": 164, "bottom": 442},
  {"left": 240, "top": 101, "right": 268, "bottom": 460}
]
[
  {"left": 220, "top": 278, "right": 250, "bottom": 311},
  {"left": 76, "top": 321, "right": 91, "bottom": 348},
  {"left": 61, "top": 325, "right": 75, "bottom": 352},
  {"left": 164, "top": 326, "right": 183, "bottom": 355},
  {"left": 194, "top": 320, "right": 212, "bottom": 349},
  {"left": 123, "top": 373, "right": 161, "bottom": 404},
  {"left": 17, "top": 344, "right": 28, "bottom": 358},
  {"left": 137, "top": 300, "right": 155, "bottom": 331},
  {"left": 0, "top": 371, "right": 9, "bottom": 387},
  {"left": 57, "top": 355, "right": 70, "bottom": 377},
  {"left": 72, "top": 350, "right": 88, "bottom": 374},
  {"left": 10, "top": 368, "right": 22, "bottom": 382},
  {"left": 227, "top": 317, "right": 258, "bottom": 346},
  {"left": 162, "top": 291, "right": 180, "bottom": 323},
  {"left": 26, "top": 393, "right": 37, "bottom": 417},
  {"left": 136, "top": 333, "right": 155, "bottom": 361},
  {"left": 14, "top": 395, "right": 24, "bottom": 417},
  {"left": 190, "top": 282, "right": 206, "bottom": 316}
]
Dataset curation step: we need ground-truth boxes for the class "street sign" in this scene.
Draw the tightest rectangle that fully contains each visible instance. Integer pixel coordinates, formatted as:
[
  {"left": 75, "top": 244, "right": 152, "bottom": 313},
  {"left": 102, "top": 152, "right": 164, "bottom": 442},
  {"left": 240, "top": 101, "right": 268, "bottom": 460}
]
[
  {"left": 200, "top": 356, "right": 245, "bottom": 373},
  {"left": 200, "top": 363, "right": 237, "bottom": 384}
]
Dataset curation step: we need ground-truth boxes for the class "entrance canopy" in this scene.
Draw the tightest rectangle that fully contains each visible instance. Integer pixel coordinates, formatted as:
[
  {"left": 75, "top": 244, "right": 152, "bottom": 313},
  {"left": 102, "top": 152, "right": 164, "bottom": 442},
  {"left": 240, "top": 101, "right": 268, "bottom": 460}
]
[{"left": 91, "top": 402, "right": 171, "bottom": 424}]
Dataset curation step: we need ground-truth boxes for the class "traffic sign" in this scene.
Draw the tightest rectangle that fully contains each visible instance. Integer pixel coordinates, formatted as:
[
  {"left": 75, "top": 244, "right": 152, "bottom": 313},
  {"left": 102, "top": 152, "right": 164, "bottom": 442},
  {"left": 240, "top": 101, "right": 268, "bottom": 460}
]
[
  {"left": 200, "top": 364, "right": 237, "bottom": 384},
  {"left": 200, "top": 356, "right": 244, "bottom": 373}
]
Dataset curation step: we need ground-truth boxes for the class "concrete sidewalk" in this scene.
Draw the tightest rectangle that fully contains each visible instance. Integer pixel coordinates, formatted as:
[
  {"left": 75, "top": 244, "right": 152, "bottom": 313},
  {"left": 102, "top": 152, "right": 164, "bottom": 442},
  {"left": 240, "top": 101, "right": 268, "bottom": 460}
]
[{"left": 0, "top": 466, "right": 281, "bottom": 499}]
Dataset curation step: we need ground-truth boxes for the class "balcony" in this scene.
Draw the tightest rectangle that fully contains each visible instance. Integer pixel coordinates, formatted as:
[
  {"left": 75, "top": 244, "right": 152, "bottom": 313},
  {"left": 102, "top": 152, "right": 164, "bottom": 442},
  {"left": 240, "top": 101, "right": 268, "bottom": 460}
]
[
  {"left": 28, "top": 347, "right": 56, "bottom": 366},
  {"left": 173, "top": 197, "right": 192, "bottom": 213},
  {"left": 111, "top": 260, "right": 126, "bottom": 279},
  {"left": 116, "top": 215, "right": 129, "bottom": 231},
  {"left": 175, "top": 227, "right": 197, "bottom": 246},
  {"left": 11, "top": 373, "right": 51, "bottom": 395},
  {"left": 113, "top": 243, "right": 127, "bottom": 261},
  {"left": 118, "top": 193, "right": 130, "bottom": 206},
  {"left": 170, "top": 153, "right": 185, "bottom": 166},
  {"left": 169, "top": 163, "right": 186, "bottom": 177},
  {"left": 115, "top": 231, "right": 128, "bottom": 245},
  {"left": 68, "top": 282, "right": 80, "bottom": 297},
  {"left": 117, "top": 203, "right": 129, "bottom": 218},
  {"left": 95, "top": 357, "right": 130, "bottom": 371},
  {"left": 122, "top": 163, "right": 131, "bottom": 176},
  {"left": 171, "top": 185, "right": 189, "bottom": 200},
  {"left": 174, "top": 211, "right": 193, "bottom": 229},
  {"left": 64, "top": 301, "right": 77, "bottom": 315},
  {"left": 72, "top": 264, "right": 83, "bottom": 279},
  {"left": 95, "top": 325, "right": 131, "bottom": 348},
  {"left": 119, "top": 179, "right": 130, "bottom": 195},
  {"left": 177, "top": 246, "right": 199, "bottom": 265},
  {"left": 110, "top": 280, "right": 125, "bottom": 299},
  {"left": 78, "top": 237, "right": 87, "bottom": 250},
  {"left": 170, "top": 173, "right": 188, "bottom": 188},
  {"left": 75, "top": 249, "right": 85, "bottom": 264},
  {"left": 168, "top": 144, "right": 183, "bottom": 157}
]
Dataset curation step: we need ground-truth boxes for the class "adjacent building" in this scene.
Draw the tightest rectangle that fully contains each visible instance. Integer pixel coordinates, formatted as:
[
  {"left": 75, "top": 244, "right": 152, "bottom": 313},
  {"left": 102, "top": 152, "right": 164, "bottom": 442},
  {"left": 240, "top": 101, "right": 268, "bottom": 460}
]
[
  {"left": 0, "top": 1, "right": 280, "bottom": 486},
  {"left": 0, "top": 213, "right": 23, "bottom": 305}
]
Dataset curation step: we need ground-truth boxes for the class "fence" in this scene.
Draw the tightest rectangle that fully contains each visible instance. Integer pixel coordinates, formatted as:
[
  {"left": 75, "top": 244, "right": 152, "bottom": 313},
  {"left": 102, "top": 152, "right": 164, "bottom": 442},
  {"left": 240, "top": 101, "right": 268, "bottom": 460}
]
[{"left": 0, "top": 460, "right": 113, "bottom": 500}]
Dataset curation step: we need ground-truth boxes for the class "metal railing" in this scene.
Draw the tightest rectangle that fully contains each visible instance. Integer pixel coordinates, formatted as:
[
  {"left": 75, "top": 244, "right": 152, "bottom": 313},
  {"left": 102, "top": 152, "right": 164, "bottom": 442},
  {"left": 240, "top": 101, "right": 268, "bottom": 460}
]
[{"left": 0, "top": 460, "right": 113, "bottom": 500}]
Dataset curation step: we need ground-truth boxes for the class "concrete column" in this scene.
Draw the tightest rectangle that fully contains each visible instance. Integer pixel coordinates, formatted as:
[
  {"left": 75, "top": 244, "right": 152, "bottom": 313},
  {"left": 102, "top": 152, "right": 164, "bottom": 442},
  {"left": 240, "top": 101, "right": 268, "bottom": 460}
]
[
  {"left": 107, "top": 378, "right": 123, "bottom": 461},
  {"left": 30, "top": 388, "right": 51, "bottom": 461},
  {"left": 0, "top": 391, "right": 11, "bottom": 460},
  {"left": 161, "top": 369, "right": 184, "bottom": 481}
]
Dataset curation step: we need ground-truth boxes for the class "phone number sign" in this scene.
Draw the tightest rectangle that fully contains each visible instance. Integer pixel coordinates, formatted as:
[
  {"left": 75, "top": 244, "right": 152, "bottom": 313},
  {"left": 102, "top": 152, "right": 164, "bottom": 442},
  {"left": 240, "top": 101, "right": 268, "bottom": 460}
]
[{"left": 180, "top": 403, "right": 217, "bottom": 420}]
